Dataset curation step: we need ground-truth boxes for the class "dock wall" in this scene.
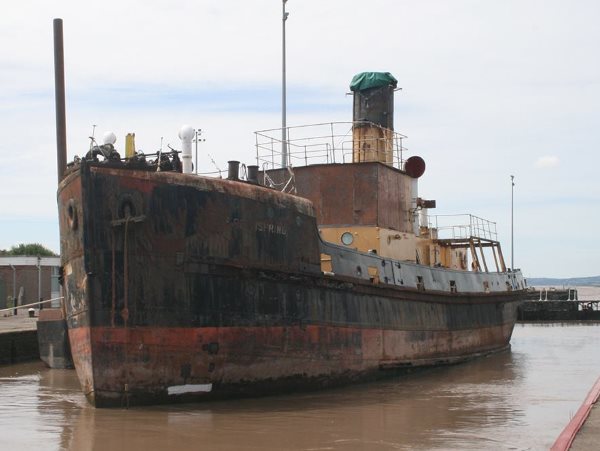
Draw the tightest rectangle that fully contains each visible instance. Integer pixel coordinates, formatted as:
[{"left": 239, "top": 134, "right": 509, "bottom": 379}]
[
  {"left": 518, "top": 301, "right": 600, "bottom": 321},
  {"left": 0, "top": 330, "right": 39, "bottom": 365}
]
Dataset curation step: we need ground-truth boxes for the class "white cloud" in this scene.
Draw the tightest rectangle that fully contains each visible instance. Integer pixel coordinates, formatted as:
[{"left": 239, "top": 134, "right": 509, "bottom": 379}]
[{"left": 534, "top": 155, "right": 560, "bottom": 168}]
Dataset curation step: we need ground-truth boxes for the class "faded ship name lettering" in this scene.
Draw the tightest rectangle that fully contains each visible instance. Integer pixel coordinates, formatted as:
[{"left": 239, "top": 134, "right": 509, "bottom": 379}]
[{"left": 256, "top": 222, "right": 287, "bottom": 236}]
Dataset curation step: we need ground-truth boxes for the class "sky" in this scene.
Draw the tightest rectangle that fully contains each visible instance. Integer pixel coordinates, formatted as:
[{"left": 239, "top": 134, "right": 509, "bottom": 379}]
[{"left": 1, "top": 0, "right": 599, "bottom": 278}]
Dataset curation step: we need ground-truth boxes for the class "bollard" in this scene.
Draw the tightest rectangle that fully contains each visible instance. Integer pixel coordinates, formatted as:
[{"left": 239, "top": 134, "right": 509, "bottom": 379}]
[
  {"left": 28, "top": 308, "right": 35, "bottom": 318},
  {"left": 7, "top": 296, "right": 16, "bottom": 316}
]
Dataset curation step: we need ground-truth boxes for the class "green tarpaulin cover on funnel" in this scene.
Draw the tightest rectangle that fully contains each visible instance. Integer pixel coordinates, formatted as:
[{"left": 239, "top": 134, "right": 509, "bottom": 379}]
[{"left": 350, "top": 72, "right": 398, "bottom": 92}]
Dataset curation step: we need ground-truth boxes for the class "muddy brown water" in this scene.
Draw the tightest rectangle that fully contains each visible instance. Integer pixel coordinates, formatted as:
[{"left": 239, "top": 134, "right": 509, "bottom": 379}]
[{"left": 1, "top": 322, "right": 599, "bottom": 450}]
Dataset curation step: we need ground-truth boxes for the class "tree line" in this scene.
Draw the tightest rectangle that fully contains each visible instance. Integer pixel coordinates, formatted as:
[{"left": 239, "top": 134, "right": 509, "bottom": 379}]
[{"left": 0, "top": 243, "right": 58, "bottom": 257}]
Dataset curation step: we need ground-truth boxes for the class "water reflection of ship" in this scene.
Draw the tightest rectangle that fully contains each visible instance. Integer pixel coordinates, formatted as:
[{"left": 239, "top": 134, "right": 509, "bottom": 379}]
[
  {"left": 35, "top": 364, "right": 85, "bottom": 451},
  {"left": 61, "top": 352, "right": 521, "bottom": 451}
]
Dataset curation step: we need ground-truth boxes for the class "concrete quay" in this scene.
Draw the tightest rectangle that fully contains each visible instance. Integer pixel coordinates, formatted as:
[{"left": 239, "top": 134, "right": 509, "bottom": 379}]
[{"left": 0, "top": 312, "right": 39, "bottom": 364}]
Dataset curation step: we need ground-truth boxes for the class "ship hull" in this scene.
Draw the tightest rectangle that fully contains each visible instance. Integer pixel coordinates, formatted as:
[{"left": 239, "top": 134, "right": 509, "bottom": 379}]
[
  {"left": 71, "top": 323, "right": 513, "bottom": 407},
  {"left": 58, "top": 164, "right": 522, "bottom": 407}
]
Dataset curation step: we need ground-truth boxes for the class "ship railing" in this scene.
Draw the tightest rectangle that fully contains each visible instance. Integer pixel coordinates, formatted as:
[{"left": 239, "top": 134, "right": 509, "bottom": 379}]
[
  {"left": 428, "top": 214, "right": 498, "bottom": 242},
  {"left": 427, "top": 214, "right": 507, "bottom": 273},
  {"left": 255, "top": 121, "right": 407, "bottom": 170}
]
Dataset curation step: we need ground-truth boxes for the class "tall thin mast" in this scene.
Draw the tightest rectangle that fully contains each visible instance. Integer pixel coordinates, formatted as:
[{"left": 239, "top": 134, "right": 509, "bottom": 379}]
[
  {"left": 281, "top": 0, "right": 289, "bottom": 168},
  {"left": 511, "top": 175, "right": 515, "bottom": 270},
  {"left": 53, "top": 18, "right": 67, "bottom": 183}
]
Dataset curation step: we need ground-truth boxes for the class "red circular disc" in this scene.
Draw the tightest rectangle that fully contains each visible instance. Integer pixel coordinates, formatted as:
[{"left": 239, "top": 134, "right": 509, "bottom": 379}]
[{"left": 404, "top": 156, "right": 426, "bottom": 178}]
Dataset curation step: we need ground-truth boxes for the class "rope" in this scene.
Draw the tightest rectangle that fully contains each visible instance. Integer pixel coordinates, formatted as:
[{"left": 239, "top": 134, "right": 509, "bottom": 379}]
[
  {"left": 122, "top": 215, "right": 131, "bottom": 408},
  {"left": 123, "top": 216, "right": 130, "bottom": 325},
  {"left": 0, "top": 296, "right": 64, "bottom": 314},
  {"left": 111, "top": 228, "right": 116, "bottom": 327}
]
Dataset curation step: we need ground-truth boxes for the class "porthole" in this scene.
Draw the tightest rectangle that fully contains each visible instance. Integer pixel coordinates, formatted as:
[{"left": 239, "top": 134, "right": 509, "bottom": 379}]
[
  {"left": 66, "top": 199, "right": 78, "bottom": 230},
  {"left": 341, "top": 232, "right": 354, "bottom": 246}
]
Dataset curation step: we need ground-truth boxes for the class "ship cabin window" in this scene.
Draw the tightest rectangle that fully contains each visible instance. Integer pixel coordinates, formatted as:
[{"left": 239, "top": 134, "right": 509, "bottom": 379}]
[
  {"left": 450, "top": 280, "right": 457, "bottom": 293},
  {"left": 416, "top": 276, "right": 425, "bottom": 291},
  {"left": 341, "top": 232, "right": 354, "bottom": 246},
  {"left": 506, "top": 281, "right": 513, "bottom": 291},
  {"left": 483, "top": 281, "right": 490, "bottom": 293}
]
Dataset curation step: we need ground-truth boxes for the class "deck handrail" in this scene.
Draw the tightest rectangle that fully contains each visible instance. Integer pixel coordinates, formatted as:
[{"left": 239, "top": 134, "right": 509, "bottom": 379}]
[
  {"left": 255, "top": 121, "right": 407, "bottom": 170},
  {"left": 428, "top": 214, "right": 498, "bottom": 241}
]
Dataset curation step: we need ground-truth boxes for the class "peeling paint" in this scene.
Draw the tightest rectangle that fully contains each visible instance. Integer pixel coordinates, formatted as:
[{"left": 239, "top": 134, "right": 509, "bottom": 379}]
[{"left": 168, "top": 384, "right": 213, "bottom": 395}]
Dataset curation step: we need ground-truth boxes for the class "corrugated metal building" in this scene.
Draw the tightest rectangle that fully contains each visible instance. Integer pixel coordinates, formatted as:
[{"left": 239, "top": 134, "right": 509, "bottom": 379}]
[{"left": 0, "top": 256, "right": 61, "bottom": 310}]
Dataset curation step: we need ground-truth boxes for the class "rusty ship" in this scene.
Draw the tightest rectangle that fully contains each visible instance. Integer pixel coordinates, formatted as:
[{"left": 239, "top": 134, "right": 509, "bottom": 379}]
[{"left": 56, "top": 69, "right": 526, "bottom": 407}]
